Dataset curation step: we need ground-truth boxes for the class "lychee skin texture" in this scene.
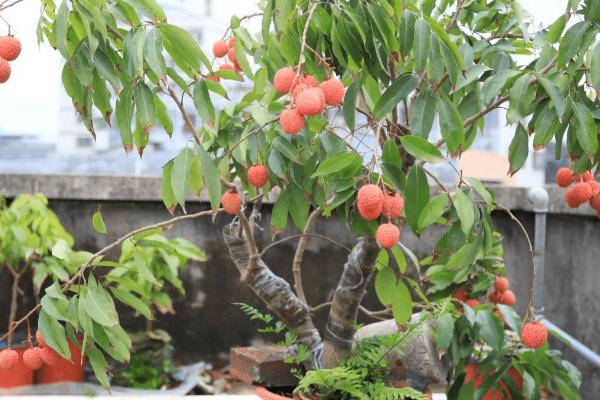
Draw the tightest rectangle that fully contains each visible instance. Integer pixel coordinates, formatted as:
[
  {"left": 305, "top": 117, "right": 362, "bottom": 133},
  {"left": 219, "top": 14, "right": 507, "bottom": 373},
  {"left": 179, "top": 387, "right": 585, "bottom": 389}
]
[
  {"left": 279, "top": 108, "right": 305, "bottom": 135},
  {"left": 23, "top": 347, "right": 44, "bottom": 370},
  {"left": 488, "top": 291, "right": 500, "bottom": 304},
  {"left": 212, "top": 40, "right": 228, "bottom": 58},
  {"left": 555, "top": 168, "right": 573, "bottom": 188},
  {"left": 227, "top": 37, "right": 235, "bottom": 48},
  {"left": 565, "top": 187, "right": 582, "bottom": 208},
  {"left": 291, "top": 82, "right": 309, "bottom": 100},
  {"left": 377, "top": 223, "right": 400, "bottom": 249},
  {"left": 521, "top": 322, "right": 548, "bottom": 349},
  {"left": 227, "top": 47, "right": 237, "bottom": 64},
  {"left": 274, "top": 67, "right": 296, "bottom": 94},
  {"left": 248, "top": 164, "right": 269, "bottom": 188},
  {"left": 296, "top": 87, "right": 326, "bottom": 116},
  {"left": 0, "top": 36, "right": 21, "bottom": 62},
  {"left": 357, "top": 184, "right": 383, "bottom": 221},
  {"left": 0, "top": 58, "right": 11, "bottom": 83},
  {"left": 495, "top": 276, "right": 509, "bottom": 292},
  {"left": 219, "top": 63, "right": 235, "bottom": 71},
  {"left": 221, "top": 192, "right": 241, "bottom": 215},
  {"left": 582, "top": 170, "right": 593, "bottom": 182},
  {"left": 381, "top": 193, "right": 404, "bottom": 219},
  {"left": 36, "top": 330, "right": 46, "bottom": 347},
  {"left": 571, "top": 182, "right": 593, "bottom": 204},
  {"left": 500, "top": 289, "right": 516, "bottom": 306},
  {"left": 304, "top": 75, "right": 318, "bottom": 87},
  {"left": 0, "top": 349, "right": 19, "bottom": 370},
  {"left": 40, "top": 346, "right": 60, "bottom": 366},
  {"left": 587, "top": 180, "right": 600, "bottom": 198},
  {"left": 320, "top": 78, "right": 345, "bottom": 106},
  {"left": 590, "top": 193, "right": 600, "bottom": 210},
  {"left": 453, "top": 288, "right": 469, "bottom": 302},
  {"left": 465, "top": 299, "right": 480, "bottom": 309}
]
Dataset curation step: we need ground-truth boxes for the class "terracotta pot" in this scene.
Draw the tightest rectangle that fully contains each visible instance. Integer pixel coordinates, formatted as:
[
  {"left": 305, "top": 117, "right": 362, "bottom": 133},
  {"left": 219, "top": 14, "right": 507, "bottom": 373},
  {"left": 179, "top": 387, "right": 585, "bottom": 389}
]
[
  {"left": 0, "top": 347, "right": 34, "bottom": 388},
  {"left": 36, "top": 340, "right": 85, "bottom": 384},
  {"left": 255, "top": 386, "right": 311, "bottom": 400}
]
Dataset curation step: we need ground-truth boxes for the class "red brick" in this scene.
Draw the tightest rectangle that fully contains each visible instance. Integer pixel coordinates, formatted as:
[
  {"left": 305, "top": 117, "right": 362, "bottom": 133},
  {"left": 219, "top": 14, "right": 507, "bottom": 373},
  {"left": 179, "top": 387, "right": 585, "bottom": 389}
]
[{"left": 229, "top": 346, "right": 299, "bottom": 387}]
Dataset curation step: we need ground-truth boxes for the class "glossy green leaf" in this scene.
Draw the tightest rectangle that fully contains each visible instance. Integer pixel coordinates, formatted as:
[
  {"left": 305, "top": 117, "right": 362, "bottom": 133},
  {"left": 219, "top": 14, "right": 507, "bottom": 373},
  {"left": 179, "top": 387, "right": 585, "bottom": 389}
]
[
  {"left": 399, "top": 135, "right": 443, "bottom": 163},
  {"left": 375, "top": 267, "right": 397, "bottom": 305},
  {"left": 373, "top": 75, "right": 418, "bottom": 119},
  {"left": 452, "top": 189, "right": 474, "bottom": 235},
  {"left": 508, "top": 124, "right": 529, "bottom": 174},
  {"left": 91, "top": 210, "right": 107, "bottom": 234},
  {"left": 572, "top": 101, "right": 599, "bottom": 155},
  {"left": 391, "top": 280, "right": 413, "bottom": 325},
  {"left": 343, "top": 78, "right": 360, "bottom": 130},
  {"left": 417, "top": 194, "right": 447, "bottom": 231},
  {"left": 404, "top": 165, "right": 429, "bottom": 233},
  {"left": 312, "top": 152, "right": 362, "bottom": 177},
  {"left": 409, "top": 87, "right": 436, "bottom": 139},
  {"left": 144, "top": 28, "right": 167, "bottom": 78},
  {"left": 414, "top": 18, "right": 431, "bottom": 71},
  {"left": 38, "top": 309, "right": 71, "bottom": 359},
  {"left": 195, "top": 144, "right": 221, "bottom": 212},
  {"left": 193, "top": 80, "right": 215, "bottom": 124},
  {"left": 171, "top": 147, "right": 194, "bottom": 209},
  {"left": 437, "top": 95, "right": 465, "bottom": 154}
]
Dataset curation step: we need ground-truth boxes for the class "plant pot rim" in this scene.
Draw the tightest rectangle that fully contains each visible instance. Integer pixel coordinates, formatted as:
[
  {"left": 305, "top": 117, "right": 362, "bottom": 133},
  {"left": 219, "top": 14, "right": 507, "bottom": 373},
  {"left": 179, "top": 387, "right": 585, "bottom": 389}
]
[{"left": 255, "top": 386, "right": 300, "bottom": 400}]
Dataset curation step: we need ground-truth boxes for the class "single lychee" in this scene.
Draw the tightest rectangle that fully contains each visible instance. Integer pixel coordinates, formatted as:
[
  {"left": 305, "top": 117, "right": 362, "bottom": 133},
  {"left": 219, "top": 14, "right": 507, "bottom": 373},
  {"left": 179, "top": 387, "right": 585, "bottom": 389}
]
[
  {"left": 453, "top": 288, "right": 469, "bottom": 302},
  {"left": 291, "top": 82, "right": 309, "bottom": 101},
  {"left": 212, "top": 40, "right": 228, "bottom": 58},
  {"left": 0, "top": 349, "right": 19, "bottom": 369},
  {"left": 296, "top": 87, "right": 326, "bottom": 116},
  {"left": 227, "top": 47, "right": 237, "bottom": 64},
  {"left": 555, "top": 167, "right": 573, "bottom": 188},
  {"left": 495, "top": 276, "right": 509, "bottom": 292},
  {"left": 587, "top": 180, "right": 600, "bottom": 198},
  {"left": 248, "top": 164, "right": 269, "bottom": 188},
  {"left": 219, "top": 63, "right": 235, "bottom": 71},
  {"left": 0, "top": 58, "right": 11, "bottom": 84},
  {"left": 565, "top": 187, "right": 582, "bottom": 208},
  {"left": 521, "top": 321, "right": 548, "bottom": 349},
  {"left": 381, "top": 193, "right": 404, "bottom": 219},
  {"left": 304, "top": 74, "right": 318, "bottom": 87},
  {"left": 581, "top": 170, "right": 593, "bottom": 182},
  {"left": 0, "top": 36, "right": 21, "bottom": 62},
  {"left": 320, "top": 78, "right": 345, "bottom": 106},
  {"left": 500, "top": 289, "right": 516, "bottom": 306},
  {"left": 23, "top": 347, "right": 43, "bottom": 370},
  {"left": 377, "top": 223, "right": 400, "bottom": 249},
  {"left": 488, "top": 291, "right": 500, "bottom": 304},
  {"left": 357, "top": 184, "right": 384, "bottom": 221},
  {"left": 221, "top": 191, "right": 241, "bottom": 215},
  {"left": 590, "top": 193, "right": 600, "bottom": 210},
  {"left": 465, "top": 298, "right": 480, "bottom": 309},
  {"left": 279, "top": 108, "right": 305, "bottom": 135},
  {"left": 571, "top": 182, "right": 593, "bottom": 204},
  {"left": 274, "top": 67, "right": 296, "bottom": 94},
  {"left": 40, "top": 346, "right": 60, "bottom": 366},
  {"left": 227, "top": 37, "right": 235, "bottom": 48},
  {"left": 36, "top": 330, "right": 46, "bottom": 347}
]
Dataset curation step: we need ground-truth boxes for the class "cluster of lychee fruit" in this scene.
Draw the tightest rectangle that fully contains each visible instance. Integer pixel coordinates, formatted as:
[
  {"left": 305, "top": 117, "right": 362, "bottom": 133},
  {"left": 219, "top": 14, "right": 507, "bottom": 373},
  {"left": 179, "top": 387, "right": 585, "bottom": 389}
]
[
  {"left": 274, "top": 67, "right": 345, "bottom": 135},
  {"left": 212, "top": 37, "right": 241, "bottom": 78},
  {"left": 488, "top": 276, "right": 516, "bottom": 306},
  {"left": 464, "top": 363, "right": 523, "bottom": 400},
  {"left": 219, "top": 164, "right": 270, "bottom": 214},
  {"left": 0, "top": 35, "right": 21, "bottom": 84},
  {"left": 453, "top": 287, "right": 480, "bottom": 309},
  {"left": 356, "top": 184, "right": 404, "bottom": 249},
  {"left": 0, "top": 331, "right": 61, "bottom": 371},
  {"left": 556, "top": 167, "right": 600, "bottom": 215}
]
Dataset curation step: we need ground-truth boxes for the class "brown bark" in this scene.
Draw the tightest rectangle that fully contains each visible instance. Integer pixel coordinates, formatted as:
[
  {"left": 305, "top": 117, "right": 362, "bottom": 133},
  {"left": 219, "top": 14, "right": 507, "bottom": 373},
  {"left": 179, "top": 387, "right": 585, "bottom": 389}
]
[
  {"left": 322, "top": 236, "right": 379, "bottom": 368},
  {"left": 223, "top": 223, "right": 323, "bottom": 369}
]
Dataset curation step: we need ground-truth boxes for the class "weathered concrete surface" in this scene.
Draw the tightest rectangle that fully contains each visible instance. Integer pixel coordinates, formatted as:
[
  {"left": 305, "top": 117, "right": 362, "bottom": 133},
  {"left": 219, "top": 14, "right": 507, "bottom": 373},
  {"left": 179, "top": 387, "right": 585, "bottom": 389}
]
[{"left": 0, "top": 174, "right": 597, "bottom": 397}]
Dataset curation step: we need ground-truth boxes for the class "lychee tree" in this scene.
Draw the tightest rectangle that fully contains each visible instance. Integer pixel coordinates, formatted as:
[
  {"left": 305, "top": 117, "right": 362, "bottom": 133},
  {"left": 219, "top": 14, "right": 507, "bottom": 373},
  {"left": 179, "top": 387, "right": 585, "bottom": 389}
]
[{"left": 0, "top": 0, "right": 594, "bottom": 397}]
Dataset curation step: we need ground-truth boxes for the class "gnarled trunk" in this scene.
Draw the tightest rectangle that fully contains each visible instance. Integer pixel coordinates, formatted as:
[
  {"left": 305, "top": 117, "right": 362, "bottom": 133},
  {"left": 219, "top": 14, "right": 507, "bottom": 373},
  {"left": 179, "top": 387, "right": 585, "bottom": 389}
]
[{"left": 322, "top": 236, "right": 379, "bottom": 368}]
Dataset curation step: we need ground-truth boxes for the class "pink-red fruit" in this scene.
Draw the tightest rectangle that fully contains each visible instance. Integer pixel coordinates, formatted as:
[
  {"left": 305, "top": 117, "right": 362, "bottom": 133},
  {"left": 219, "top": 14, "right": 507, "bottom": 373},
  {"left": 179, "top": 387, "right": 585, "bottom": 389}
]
[
  {"left": 495, "top": 276, "right": 509, "bottom": 292},
  {"left": 221, "top": 191, "right": 241, "bottom": 215},
  {"left": 40, "top": 346, "right": 60, "bottom": 366},
  {"left": 248, "top": 164, "right": 269, "bottom": 188},
  {"left": 465, "top": 299, "right": 480, "bottom": 309},
  {"left": 381, "top": 193, "right": 404, "bottom": 219},
  {"left": 500, "top": 289, "right": 516, "bottom": 306},
  {"left": 304, "top": 75, "right": 318, "bottom": 87},
  {"left": 23, "top": 347, "right": 43, "bottom": 370},
  {"left": 227, "top": 47, "right": 237, "bottom": 63},
  {"left": 453, "top": 288, "right": 469, "bottom": 302},
  {"left": 377, "top": 223, "right": 400, "bottom": 249},
  {"left": 0, "top": 36, "right": 21, "bottom": 61},
  {"left": 555, "top": 167, "right": 573, "bottom": 188},
  {"left": 320, "top": 78, "right": 345, "bottom": 106},
  {"left": 0, "top": 349, "right": 19, "bottom": 369},
  {"left": 296, "top": 88, "right": 325, "bottom": 116},
  {"left": 357, "top": 184, "right": 383, "bottom": 221},
  {"left": 274, "top": 67, "right": 296, "bottom": 94},
  {"left": 521, "top": 321, "right": 548, "bottom": 349},
  {"left": 212, "top": 40, "right": 228, "bottom": 58},
  {"left": 0, "top": 58, "right": 10, "bottom": 83},
  {"left": 36, "top": 330, "right": 46, "bottom": 347},
  {"left": 279, "top": 108, "right": 305, "bottom": 135}
]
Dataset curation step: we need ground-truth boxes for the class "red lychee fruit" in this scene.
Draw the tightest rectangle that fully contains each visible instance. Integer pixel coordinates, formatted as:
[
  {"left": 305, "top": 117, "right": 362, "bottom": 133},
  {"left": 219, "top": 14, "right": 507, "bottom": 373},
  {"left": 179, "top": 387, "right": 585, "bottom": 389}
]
[
  {"left": 571, "top": 182, "right": 593, "bottom": 204},
  {"left": 521, "top": 321, "right": 548, "bottom": 349},
  {"left": 0, "top": 58, "right": 11, "bottom": 84},
  {"left": 0, "top": 349, "right": 19, "bottom": 369},
  {"left": 495, "top": 276, "right": 509, "bottom": 292},
  {"left": 291, "top": 82, "right": 309, "bottom": 101},
  {"left": 507, "top": 367, "right": 523, "bottom": 391},
  {"left": 227, "top": 37, "right": 235, "bottom": 48},
  {"left": 465, "top": 298, "right": 480, "bottom": 309},
  {"left": 0, "top": 36, "right": 21, "bottom": 61},
  {"left": 23, "top": 347, "right": 43, "bottom": 370},
  {"left": 500, "top": 289, "right": 516, "bottom": 306},
  {"left": 377, "top": 223, "right": 400, "bottom": 249},
  {"left": 565, "top": 187, "right": 582, "bottom": 208},
  {"left": 320, "top": 78, "right": 345, "bottom": 106},
  {"left": 248, "top": 164, "right": 269, "bottom": 188},
  {"left": 590, "top": 193, "right": 600, "bottom": 210},
  {"left": 555, "top": 167, "right": 573, "bottom": 188},
  {"left": 36, "top": 330, "right": 46, "bottom": 347},
  {"left": 40, "top": 346, "right": 60, "bottom": 366},
  {"left": 212, "top": 40, "right": 228, "bottom": 58},
  {"left": 304, "top": 74, "right": 318, "bottom": 87},
  {"left": 482, "top": 389, "right": 503, "bottom": 400},
  {"left": 227, "top": 47, "right": 237, "bottom": 63},
  {"left": 233, "top": 62, "right": 242, "bottom": 72},
  {"left": 219, "top": 63, "right": 235, "bottom": 71},
  {"left": 587, "top": 180, "right": 600, "bottom": 198},
  {"left": 221, "top": 191, "right": 241, "bottom": 215},
  {"left": 279, "top": 108, "right": 305, "bottom": 135},
  {"left": 357, "top": 184, "right": 384, "bottom": 221},
  {"left": 274, "top": 67, "right": 296, "bottom": 94},
  {"left": 206, "top": 74, "right": 220, "bottom": 82},
  {"left": 488, "top": 291, "right": 500, "bottom": 304},
  {"left": 453, "top": 288, "right": 469, "bottom": 302},
  {"left": 581, "top": 170, "right": 593, "bottom": 182},
  {"left": 464, "top": 364, "right": 482, "bottom": 386},
  {"left": 381, "top": 193, "right": 404, "bottom": 219},
  {"left": 296, "top": 87, "right": 326, "bottom": 116}
]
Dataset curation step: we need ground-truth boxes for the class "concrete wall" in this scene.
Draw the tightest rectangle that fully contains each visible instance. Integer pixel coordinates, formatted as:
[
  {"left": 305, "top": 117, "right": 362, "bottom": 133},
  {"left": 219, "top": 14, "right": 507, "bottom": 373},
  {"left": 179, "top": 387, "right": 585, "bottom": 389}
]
[{"left": 0, "top": 174, "right": 598, "bottom": 396}]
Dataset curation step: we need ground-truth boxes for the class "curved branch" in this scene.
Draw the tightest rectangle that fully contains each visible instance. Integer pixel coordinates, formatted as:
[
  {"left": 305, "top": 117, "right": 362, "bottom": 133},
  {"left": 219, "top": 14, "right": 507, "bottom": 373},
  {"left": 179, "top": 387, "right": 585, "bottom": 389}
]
[{"left": 292, "top": 207, "right": 321, "bottom": 303}]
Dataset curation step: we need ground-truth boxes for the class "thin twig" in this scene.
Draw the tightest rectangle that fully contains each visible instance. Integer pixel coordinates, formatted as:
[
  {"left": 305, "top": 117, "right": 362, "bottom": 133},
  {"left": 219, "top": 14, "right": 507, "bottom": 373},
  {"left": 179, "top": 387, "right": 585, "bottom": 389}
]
[
  {"left": 446, "top": 0, "right": 465, "bottom": 30},
  {"left": 292, "top": 207, "right": 321, "bottom": 303}
]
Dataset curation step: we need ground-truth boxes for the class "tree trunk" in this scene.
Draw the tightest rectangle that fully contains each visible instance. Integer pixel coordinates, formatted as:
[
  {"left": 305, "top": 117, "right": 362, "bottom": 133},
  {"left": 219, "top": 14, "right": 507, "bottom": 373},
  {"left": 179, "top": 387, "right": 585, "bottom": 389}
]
[
  {"left": 223, "top": 223, "right": 323, "bottom": 370},
  {"left": 322, "top": 236, "right": 379, "bottom": 368},
  {"left": 8, "top": 273, "right": 20, "bottom": 345}
]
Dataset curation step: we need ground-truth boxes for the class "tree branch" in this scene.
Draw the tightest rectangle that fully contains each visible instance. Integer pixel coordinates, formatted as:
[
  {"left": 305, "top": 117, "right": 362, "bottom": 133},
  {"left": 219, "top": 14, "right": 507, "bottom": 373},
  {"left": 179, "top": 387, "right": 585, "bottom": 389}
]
[{"left": 292, "top": 207, "right": 321, "bottom": 303}]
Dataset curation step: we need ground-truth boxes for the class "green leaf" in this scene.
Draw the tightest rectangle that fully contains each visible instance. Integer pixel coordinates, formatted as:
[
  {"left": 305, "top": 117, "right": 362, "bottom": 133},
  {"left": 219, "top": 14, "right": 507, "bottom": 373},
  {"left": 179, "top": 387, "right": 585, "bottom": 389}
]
[
  {"left": 382, "top": 139, "right": 402, "bottom": 168},
  {"left": 272, "top": 136, "right": 300, "bottom": 163},
  {"left": 375, "top": 267, "right": 397, "bottom": 305},
  {"left": 572, "top": 101, "right": 599, "bottom": 155},
  {"left": 391, "top": 280, "right": 413, "bottom": 325},
  {"left": 55, "top": 1, "right": 70, "bottom": 58},
  {"left": 373, "top": 75, "right": 418, "bottom": 119},
  {"left": 132, "top": 227, "right": 163, "bottom": 240},
  {"left": 116, "top": 86, "right": 134, "bottom": 151},
  {"left": 391, "top": 246, "right": 407, "bottom": 274},
  {"left": 508, "top": 124, "right": 529, "bottom": 174},
  {"left": 437, "top": 95, "right": 465, "bottom": 154},
  {"left": 409, "top": 87, "right": 436, "bottom": 138},
  {"left": 111, "top": 287, "right": 152, "bottom": 320},
  {"left": 414, "top": 18, "right": 431, "bottom": 71},
  {"left": 482, "top": 70, "right": 520, "bottom": 104},
  {"left": 312, "top": 152, "right": 362, "bottom": 177},
  {"left": 38, "top": 309, "right": 71, "bottom": 360},
  {"left": 162, "top": 160, "right": 177, "bottom": 213},
  {"left": 85, "top": 284, "right": 119, "bottom": 327},
  {"left": 343, "top": 78, "right": 360, "bottom": 130},
  {"left": 466, "top": 177, "right": 495, "bottom": 205},
  {"left": 233, "top": 31, "right": 253, "bottom": 79},
  {"left": 399, "top": 135, "right": 443, "bottom": 163},
  {"left": 158, "top": 23, "right": 211, "bottom": 77},
  {"left": 195, "top": 144, "right": 221, "bottom": 212},
  {"left": 91, "top": 211, "right": 107, "bottom": 234},
  {"left": 399, "top": 9, "right": 416, "bottom": 56},
  {"left": 452, "top": 189, "right": 474, "bottom": 235},
  {"left": 193, "top": 80, "right": 215, "bottom": 124},
  {"left": 144, "top": 28, "right": 167, "bottom": 78},
  {"left": 591, "top": 42, "right": 600, "bottom": 88},
  {"left": 476, "top": 310, "right": 504, "bottom": 351},
  {"left": 435, "top": 314, "right": 454, "bottom": 350},
  {"left": 537, "top": 75, "right": 565, "bottom": 120},
  {"left": 134, "top": 83, "right": 156, "bottom": 133},
  {"left": 171, "top": 147, "right": 194, "bottom": 209},
  {"left": 87, "top": 344, "right": 110, "bottom": 388},
  {"left": 288, "top": 187, "right": 308, "bottom": 230},
  {"left": 271, "top": 189, "right": 289, "bottom": 229},
  {"left": 417, "top": 194, "right": 447, "bottom": 231},
  {"left": 557, "top": 21, "right": 590, "bottom": 66},
  {"left": 404, "top": 165, "right": 429, "bottom": 233}
]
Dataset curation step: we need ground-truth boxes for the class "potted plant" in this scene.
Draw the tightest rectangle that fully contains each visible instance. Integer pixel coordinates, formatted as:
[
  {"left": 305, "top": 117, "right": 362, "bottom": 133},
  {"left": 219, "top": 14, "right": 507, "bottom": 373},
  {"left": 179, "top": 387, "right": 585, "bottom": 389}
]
[{"left": 0, "top": 0, "right": 593, "bottom": 397}]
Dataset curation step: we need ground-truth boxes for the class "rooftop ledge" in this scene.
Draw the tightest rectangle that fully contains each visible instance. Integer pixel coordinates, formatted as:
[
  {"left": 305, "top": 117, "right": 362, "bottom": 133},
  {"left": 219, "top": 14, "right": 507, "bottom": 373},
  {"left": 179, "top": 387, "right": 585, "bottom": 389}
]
[{"left": 0, "top": 173, "right": 594, "bottom": 217}]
